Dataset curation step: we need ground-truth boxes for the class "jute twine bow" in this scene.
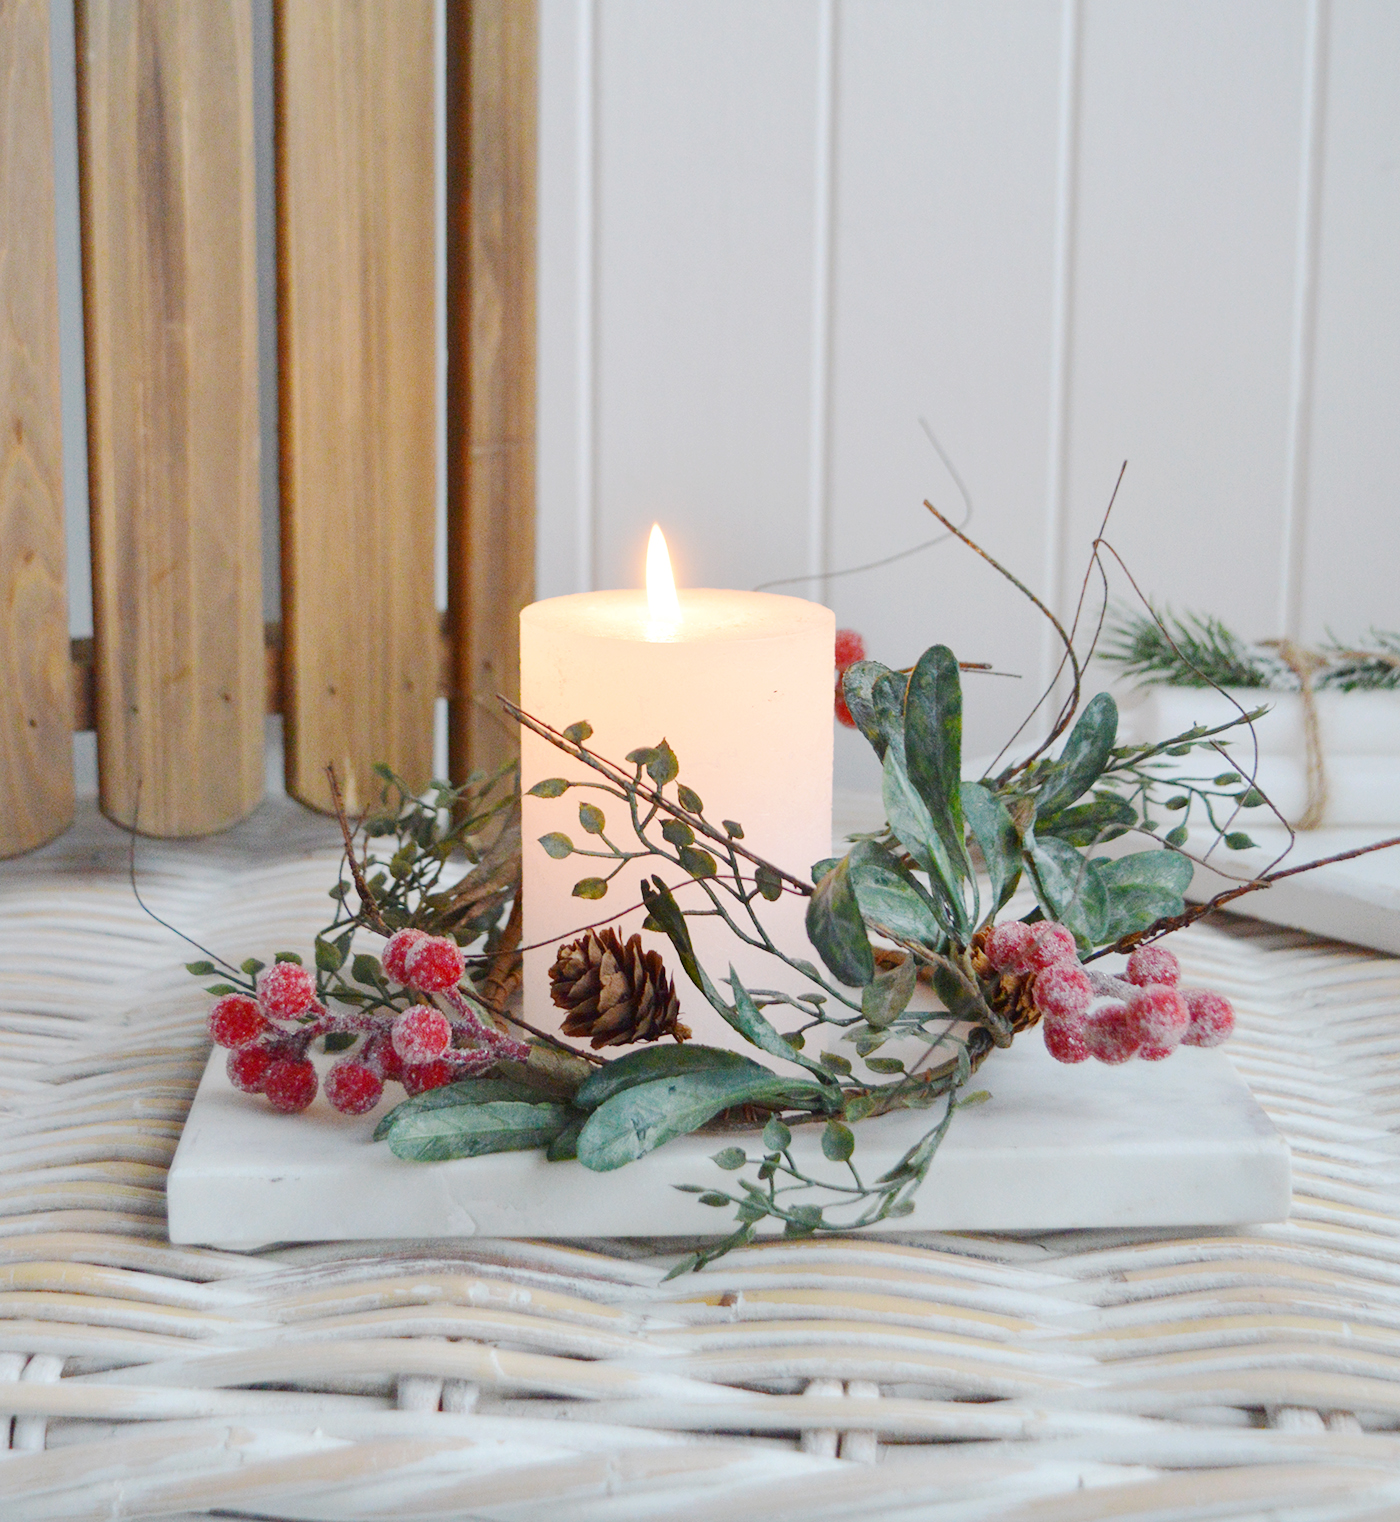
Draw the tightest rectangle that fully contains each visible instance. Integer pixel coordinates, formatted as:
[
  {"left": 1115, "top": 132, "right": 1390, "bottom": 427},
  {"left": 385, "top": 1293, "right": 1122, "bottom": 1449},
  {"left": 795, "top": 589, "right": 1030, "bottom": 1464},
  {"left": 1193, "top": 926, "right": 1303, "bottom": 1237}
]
[{"left": 1261, "top": 639, "right": 1330, "bottom": 830}]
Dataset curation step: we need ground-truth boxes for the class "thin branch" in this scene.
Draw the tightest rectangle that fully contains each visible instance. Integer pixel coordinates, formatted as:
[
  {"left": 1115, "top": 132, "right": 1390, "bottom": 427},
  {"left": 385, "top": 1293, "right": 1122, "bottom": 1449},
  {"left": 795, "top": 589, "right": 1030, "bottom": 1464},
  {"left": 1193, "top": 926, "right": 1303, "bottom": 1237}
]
[
  {"left": 501, "top": 698, "right": 815, "bottom": 896},
  {"left": 325, "top": 763, "right": 393, "bottom": 938},
  {"left": 1086, "top": 833, "right": 1400, "bottom": 960}
]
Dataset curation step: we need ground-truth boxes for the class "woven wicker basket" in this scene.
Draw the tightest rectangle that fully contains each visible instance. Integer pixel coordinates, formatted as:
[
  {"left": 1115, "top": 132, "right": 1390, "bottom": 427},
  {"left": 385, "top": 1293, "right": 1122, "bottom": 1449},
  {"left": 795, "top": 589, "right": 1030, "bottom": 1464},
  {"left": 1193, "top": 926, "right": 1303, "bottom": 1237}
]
[{"left": 3, "top": 799, "right": 1400, "bottom": 1520}]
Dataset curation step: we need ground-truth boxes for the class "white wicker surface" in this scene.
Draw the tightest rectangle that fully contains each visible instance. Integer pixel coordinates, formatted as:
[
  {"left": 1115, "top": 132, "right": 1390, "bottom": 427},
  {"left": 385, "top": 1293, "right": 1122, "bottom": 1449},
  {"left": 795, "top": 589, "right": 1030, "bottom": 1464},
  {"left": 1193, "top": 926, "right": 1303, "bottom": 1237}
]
[{"left": 3, "top": 800, "right": 1400, "bottom": 1519}]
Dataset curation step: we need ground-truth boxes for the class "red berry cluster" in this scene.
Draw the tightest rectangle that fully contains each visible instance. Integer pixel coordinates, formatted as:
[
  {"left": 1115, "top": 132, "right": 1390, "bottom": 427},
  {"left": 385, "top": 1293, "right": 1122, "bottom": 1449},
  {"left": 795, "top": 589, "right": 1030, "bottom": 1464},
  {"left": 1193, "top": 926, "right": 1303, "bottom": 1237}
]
[
  {"left": 983, "top": 919, "right": 1235, "bottom": 1067},
  {"left": 834, "top": 629, "right": 866, "bottom": 728},
  {"left": 207, "top": 928, "right": 529, "bottom": 1116}
]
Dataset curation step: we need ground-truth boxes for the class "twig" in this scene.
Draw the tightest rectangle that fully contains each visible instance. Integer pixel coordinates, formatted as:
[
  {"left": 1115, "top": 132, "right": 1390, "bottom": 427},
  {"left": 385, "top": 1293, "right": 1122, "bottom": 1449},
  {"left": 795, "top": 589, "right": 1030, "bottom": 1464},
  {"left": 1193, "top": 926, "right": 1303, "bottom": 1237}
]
[
  {"left": 325, "top": 763, "right": 393, "bottom": 937},
  {"left": 479, "top": 896, "right": 524, "bottom": 1015},
  {"left": 1086, "top": 833, "right": 1400, "bottom": 959},
  {"left": 501, "top": 698, "right": 815, "bottom": 896}
]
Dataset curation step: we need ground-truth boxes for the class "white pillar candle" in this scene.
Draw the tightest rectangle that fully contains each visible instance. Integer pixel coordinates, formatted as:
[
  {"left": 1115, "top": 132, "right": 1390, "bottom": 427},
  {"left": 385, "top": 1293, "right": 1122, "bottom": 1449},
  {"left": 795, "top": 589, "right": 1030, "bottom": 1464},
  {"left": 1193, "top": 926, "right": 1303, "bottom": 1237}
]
[{"left": 519, "top": 536, "right": 834, "bottom": 1053}]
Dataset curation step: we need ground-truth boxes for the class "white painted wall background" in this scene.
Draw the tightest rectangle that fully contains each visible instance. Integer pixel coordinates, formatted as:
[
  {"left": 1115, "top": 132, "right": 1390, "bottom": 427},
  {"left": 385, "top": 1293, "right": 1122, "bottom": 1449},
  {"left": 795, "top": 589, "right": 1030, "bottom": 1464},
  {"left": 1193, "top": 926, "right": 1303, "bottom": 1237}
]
[{"left": 535, "top": 0, "right": 1400, "bottom": 794}]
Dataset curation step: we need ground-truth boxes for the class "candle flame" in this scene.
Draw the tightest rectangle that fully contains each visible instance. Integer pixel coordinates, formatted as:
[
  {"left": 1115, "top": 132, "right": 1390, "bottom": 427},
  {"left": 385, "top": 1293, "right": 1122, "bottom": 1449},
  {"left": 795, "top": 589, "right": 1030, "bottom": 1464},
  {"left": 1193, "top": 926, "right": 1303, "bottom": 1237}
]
[{"left": 646, "top": 524, "right": 682, "bottom": 625}]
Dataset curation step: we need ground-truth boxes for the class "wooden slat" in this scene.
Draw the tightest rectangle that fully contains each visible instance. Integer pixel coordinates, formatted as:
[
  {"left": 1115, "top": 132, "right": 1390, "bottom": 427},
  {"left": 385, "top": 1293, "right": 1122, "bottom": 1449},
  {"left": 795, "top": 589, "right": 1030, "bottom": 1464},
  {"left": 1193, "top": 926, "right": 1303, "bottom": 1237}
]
[
  {"left": 276, "top": 0, "right": 437, "bottom": 815},
  {"left": 76, "top": 0, "right": 263, "bottom": 837},
  {"left": 0, "top": 0, "right": 73, "bottom": 857},
  {"left": 445, "top": 0, "right": 537, "bottom": 783}
]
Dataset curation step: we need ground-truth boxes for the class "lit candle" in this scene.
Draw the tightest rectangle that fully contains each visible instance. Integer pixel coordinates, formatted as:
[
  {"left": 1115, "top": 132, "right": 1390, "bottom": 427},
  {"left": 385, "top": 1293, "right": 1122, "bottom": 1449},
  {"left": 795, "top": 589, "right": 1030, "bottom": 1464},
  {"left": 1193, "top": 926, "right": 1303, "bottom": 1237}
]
[{"left": 519, "top": 529, "right": 835, "bottom": 1052}]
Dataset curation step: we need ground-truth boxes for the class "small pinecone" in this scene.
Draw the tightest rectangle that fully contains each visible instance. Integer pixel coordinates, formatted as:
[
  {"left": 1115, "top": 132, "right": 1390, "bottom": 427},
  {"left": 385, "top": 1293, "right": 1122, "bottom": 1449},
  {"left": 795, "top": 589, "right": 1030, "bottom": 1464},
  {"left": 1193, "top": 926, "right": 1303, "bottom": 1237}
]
[
  {"left": 549, "top": 929, "right": 691, "bottom": 1048},
  {"left": 968, "top": 926, "right": 1042, "bottom": 1033}
]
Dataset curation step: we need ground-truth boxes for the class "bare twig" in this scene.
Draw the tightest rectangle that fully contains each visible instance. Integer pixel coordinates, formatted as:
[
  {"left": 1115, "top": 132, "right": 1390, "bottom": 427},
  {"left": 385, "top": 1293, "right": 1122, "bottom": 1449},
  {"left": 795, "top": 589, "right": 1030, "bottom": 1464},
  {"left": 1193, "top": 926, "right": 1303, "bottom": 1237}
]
[{"left": 325, "top": 763, "right": 393, "bottom": 937}]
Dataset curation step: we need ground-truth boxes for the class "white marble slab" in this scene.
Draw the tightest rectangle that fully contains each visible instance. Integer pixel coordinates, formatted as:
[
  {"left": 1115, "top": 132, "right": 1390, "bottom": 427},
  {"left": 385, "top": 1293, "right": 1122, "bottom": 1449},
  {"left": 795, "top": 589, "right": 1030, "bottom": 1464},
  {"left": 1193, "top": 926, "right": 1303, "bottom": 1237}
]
[{"left": 168, "top": 1037, "right": 1290, "bottom": 1248}]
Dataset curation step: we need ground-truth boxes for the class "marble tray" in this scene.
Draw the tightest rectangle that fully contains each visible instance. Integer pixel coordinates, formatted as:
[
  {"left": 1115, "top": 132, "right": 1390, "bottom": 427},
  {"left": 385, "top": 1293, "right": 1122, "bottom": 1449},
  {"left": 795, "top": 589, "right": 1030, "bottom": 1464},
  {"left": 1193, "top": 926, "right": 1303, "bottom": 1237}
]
[{"left": 168, "top": 1037, "right": 1290, "bottom": 1249}]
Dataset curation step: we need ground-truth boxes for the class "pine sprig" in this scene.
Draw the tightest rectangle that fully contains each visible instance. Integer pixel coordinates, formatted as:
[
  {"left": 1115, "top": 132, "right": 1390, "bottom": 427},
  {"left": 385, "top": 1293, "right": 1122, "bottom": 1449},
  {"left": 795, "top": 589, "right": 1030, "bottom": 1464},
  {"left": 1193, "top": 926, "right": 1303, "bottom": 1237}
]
[
  {"left": 1318, "top": 628, "right": 1400, "bottom": 691},
  {"left": 1098, "top": 605, "right": 1289, "bottom": 690}
]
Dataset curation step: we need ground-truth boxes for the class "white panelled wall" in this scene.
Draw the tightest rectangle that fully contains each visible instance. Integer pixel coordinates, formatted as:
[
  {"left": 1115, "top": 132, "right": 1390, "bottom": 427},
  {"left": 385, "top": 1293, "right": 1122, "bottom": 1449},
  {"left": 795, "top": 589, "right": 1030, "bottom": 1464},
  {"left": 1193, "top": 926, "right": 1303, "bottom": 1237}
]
[{"left": 535, "top": 0, "right": 1400, "bottom": 794}]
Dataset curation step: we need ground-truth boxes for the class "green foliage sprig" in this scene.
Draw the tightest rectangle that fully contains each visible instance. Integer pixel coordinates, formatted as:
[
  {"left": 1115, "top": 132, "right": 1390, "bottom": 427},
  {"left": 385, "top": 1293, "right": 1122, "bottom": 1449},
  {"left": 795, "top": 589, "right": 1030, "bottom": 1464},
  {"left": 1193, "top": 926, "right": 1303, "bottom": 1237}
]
[{"left": 1101, "top": 606, "right": 1400, "bottom": 692}]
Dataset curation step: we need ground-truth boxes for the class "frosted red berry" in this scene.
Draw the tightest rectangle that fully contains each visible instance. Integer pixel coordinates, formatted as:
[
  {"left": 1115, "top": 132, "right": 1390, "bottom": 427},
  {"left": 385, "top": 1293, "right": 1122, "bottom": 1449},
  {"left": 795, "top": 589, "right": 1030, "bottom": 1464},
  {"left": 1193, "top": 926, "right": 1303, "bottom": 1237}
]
[
  {"left": 1125, "top": 984, "right": 1189, "bottom": 1050},
  {"left": 1125, "top": 945, "right": 1181, "bottom": 988},
  {"left": 1033, "top": 963, "right": 1092, "bottom": 1022},
  {"left": 381, "top": 928, "right": 427, "bottom": 985},
  {"left": 1138, "top": 1043, "right": 1174, "bottom": 1061},
  {"left": 401, "top": 1059, "right": 457, "bottom": 1096},
  {"left": 401, "top": 935, "right": 465, "bottom": 994},
  {"left": 1030, "top": 922, "right": 1078, "bottom": 972},
  {"left": 256, "top": 960, "right": 319, "bottom": 1020},
  {"left": 208, "top": 994, "right": 268, "bottom": 1049},
  {"left": 392, "top": 1004, "right": 452, "bottom": 1065},
  {"left": 1181, "top": 987, "right": 1235, "bottom": 1047},
  {"left": 1084, "top": 1002, "right": 1140, "bottom": 1064},
  {"left": 835, "top": 629, "right": 867, "bottom": 671},
  {"left": 263, "top": 1056, "right": 318, "bottom": 1112},
  {"left": 324, "top": 1060, "right": 384, "bottom": 1116},
  {"left": 1043, "top": 1014, "right": 1090, "bottom": 1064},
  {"left": 986, "top": 920, "right": 1036, "bottom": 974},
  {"left": 362, "top": 1031, "right": 405, "bottom": 1083},
  {"left": 227, "top": 1044, "right": 274, "bottom": 1093}
]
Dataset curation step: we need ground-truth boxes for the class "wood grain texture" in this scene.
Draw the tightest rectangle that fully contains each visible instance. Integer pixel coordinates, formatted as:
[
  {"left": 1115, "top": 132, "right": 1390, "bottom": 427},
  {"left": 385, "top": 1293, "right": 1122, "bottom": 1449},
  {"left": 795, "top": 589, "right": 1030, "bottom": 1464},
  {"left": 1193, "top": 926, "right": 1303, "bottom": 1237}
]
[
  {"left": 446, "top": 0, "right": 537, "bottom": 783},
  {"left": 0, "top": 0, "right": 73, "bottom": 856},
  {"left": 276, "top": 0, "right": 437, "bottom": 815},
  {"left": 77, "top": 0, "right": 263, "bottom": 836}
]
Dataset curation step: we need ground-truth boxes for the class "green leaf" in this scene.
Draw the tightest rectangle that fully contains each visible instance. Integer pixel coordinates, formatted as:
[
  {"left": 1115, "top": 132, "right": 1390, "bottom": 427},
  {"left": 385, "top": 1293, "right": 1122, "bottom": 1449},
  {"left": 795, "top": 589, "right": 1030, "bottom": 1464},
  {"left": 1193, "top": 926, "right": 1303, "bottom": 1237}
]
[
  {"left": 351, "top": 953, "right": 384, "bottom": 986},
  {"left": 562, "top": 721, "right": 593, "bottom": 744},
  {"left": 962, "top": 781, "right": 1022, "bottom": 916},
  {"left": 677, "top": 845, "right": 718, "bottom": 878},
  {"left": 728, "top": 974, "right": 840, "bottom": 1086},
  {"left": 575, "top": 1044, "right": 767, "bottom": 1111},
  {"left": 385, "top": 1100, "right": 575, "bottom": 1162},
  {"left": 527, "top": 777, "right": 571, "bottom": 798},
  {"left": 662, "top": 818, "right": 695, "bottom": 848},
  {"left": 185, "top": 960, "right": 216, "bottom": 976},
  {"left": 1023, "top": 833, "right": 1107, "bottom": 947},
  {"left": 322, "top": 1030, "right": 357, "bottom": 1053},
  {"left": 864, "top": 1056, "right": 906, "bottom": 1075},
  {"left": 712, "top": 1146, "right": 747, "bottom": 1171},
  {"left": 205, "top": 983, "right": 237, "bottom": 996},
  {"left": 1095, "top": 849, "right": 1195, "bottom": 944},
  {"left": 241, "top": 958, "right": 265, "bottom": 976},
  {"left": 902, "top": 645, "right": 969, "bottom": 884},
  {"left": 1034, "top": 793, "right": 1137, "bottom": 848},
  {"left": 274, "top": 952, "right": 303, "bottom": 965},
  {"left": 846, "top": 836, "right": 952, "bottom": 946},
  {"left": 763, "top": 1116, "right": 792, "bottom": 1151},
  {"left": 314, "top": 937, "right": 347, "bottom": 973},
  {"left": 1035, "top": 692, "right": 1119, "bottom": 818},
  {"left": 1165, "top": 824, "right": 1189, "bottom": 847},
  {"left": 647, "top": 741, "right": 679, "bottom": 787},
  {"left": 572, "top": 877, "right": 608, "bottom": 899},
  {"left": 373, "top": 1077, "right": 548, "bottom": 1140},
  {"left": 805, "top": 856, "right": 875, "bottom": 987},
  {"left": 882, "top": 744, "right": 971, "bottom": 938},
  {"left": 545, "top": 1111, "right": 588, "bottom": 1161},
  {"left": 578, "top": 802, "right": 606, "bottom": 835},
  {"left": 841, "top": 661, "right": 904, "bottom": 759},
  {"left": 1213, "top": 772, "right": 1242, "bottom": 786},
  {"left": 1225, "top": 831, "right": 1258, "bottom": 850},
  {"left": 698, "top": 1192, "right": 731, "bottom": 1207},
  {"left": 822, "top": 1120, "right": 855, "bottom": 1163},
  {"left": 626, "top": 746, "right": 659, "bottom": 767},
  {"left": 754, "top": 863, "right": 783, "bottom": 901},
  {"left": 639, "top": 877, "right": 703, "bottom": 987},
  {"left": 810, "top": 856, "right": 841, "bottom": 882},
  {"left": 957, "top": 1089, "right": 991, "bottom": 1108},
  {"left": 722, "top": 819, "right": 745, "bottom": 839},
  {"left": 1235, "top": 788, "right": 1267, "bottom": 808},
  {"left": 861, "top": 952, "right": 917, "bottom": 1029},
  {"left": 576, "top": 1068, "right": 810, "bottom": 1172},
  {"left": 677, "top": 784, "right": 704, "bottom": 814},
  {"left": 819, "top": 1051, "right": 853, "bottom": 1075},
  {"left": 539, "top": 832, "right": 574, "bottom": 859}
]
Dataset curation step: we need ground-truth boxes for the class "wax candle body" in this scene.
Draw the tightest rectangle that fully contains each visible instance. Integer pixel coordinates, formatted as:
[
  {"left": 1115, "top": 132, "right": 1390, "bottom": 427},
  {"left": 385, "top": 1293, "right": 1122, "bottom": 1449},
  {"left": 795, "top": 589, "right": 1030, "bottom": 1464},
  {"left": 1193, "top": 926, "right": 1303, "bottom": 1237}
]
[{"left": 520, "top": 589, "right": 834, "bottom": 1053}]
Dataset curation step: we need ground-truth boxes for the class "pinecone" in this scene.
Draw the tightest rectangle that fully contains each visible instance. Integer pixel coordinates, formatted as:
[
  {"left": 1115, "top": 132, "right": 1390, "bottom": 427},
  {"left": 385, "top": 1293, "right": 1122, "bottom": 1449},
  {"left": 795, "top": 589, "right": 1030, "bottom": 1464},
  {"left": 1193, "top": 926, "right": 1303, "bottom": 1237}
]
[
  {"left": 968, "top": 927, "right": 1041, "bottom": 1033},
  {"left": 549, "top": 929, "right": 691, "bottom": 1048}
]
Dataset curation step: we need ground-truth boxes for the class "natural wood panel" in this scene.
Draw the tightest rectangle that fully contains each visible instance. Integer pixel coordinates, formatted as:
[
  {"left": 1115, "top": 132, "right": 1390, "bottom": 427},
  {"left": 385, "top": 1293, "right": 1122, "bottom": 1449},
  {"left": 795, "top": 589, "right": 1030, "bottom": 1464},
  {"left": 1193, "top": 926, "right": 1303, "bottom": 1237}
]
[
  {"left": 446, "top": 0, "right": 537, "bottom": 783},
  {"left": 0, "top": 0, "right": 73, "bottom": 856},
  {"left": 77, "top": 0, "right": 263, "bottom": 836},
  {"left": 277, "top": 0, "right": 437, "bottom": 815}
]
